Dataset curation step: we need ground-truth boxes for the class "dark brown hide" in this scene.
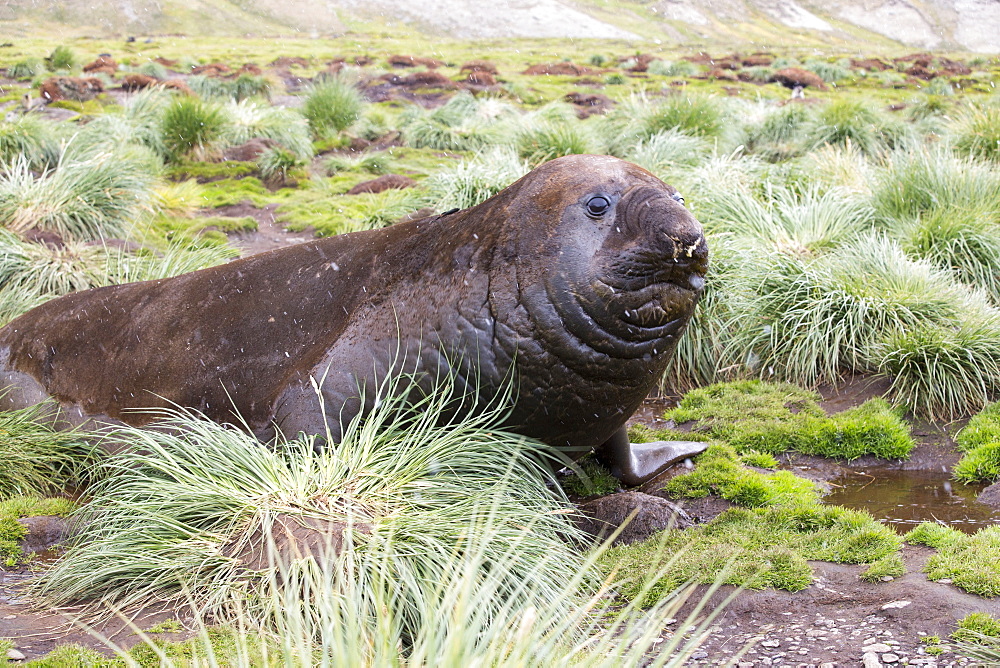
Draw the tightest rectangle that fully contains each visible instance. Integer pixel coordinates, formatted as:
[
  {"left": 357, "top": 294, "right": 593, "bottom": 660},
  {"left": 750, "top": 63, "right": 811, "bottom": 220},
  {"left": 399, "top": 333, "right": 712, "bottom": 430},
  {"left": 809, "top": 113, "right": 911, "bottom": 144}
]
[{"left": 0, "top": 155, "right": 707, "bottom": 454}]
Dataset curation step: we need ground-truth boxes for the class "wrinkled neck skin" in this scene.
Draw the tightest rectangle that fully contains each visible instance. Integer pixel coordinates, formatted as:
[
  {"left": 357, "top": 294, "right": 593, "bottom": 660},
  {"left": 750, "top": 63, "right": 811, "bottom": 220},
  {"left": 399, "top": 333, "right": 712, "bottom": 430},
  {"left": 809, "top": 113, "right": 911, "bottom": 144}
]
[
  {"left": 483, "top": 161, "right": 707, "bottom": 451},
  {"left": 276, "top": 156, "right": 707, "bottom": 455}
]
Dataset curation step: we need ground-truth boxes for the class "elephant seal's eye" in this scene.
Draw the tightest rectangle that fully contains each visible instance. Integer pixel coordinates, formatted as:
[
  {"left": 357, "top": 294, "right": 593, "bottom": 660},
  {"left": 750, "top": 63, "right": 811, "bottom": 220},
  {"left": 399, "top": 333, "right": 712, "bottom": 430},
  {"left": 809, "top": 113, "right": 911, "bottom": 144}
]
[
  {"left": 671, "top": 192, "right": 685, "bottom": 205},
  {"left": 586, "top": 196, "right": 611, "bottom": 216}
]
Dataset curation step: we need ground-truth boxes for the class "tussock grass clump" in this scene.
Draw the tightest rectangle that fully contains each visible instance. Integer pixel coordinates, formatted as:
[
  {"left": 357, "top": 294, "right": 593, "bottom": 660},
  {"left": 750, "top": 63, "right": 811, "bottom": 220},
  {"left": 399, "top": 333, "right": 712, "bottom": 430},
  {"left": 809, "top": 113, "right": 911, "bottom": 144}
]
[
  {"left": 903, "top": 521, "right": 963, "bottom": 548},
  {"left": 952, "top": 104, "right": 1000, "bottom": 162},
  {"left": 626, "top": 128, "right": 710, "bottom": 173},
  {"left": 221, "top": 99, "right": 313, "bottom": 160},
  {"left": 597, "top": 93, "right": 726, "bottom": 156},
  {"left": 303, "top": 78, "right": 364, "bottom": 139},
  {"left": 912, "top": 525, "right": 1000, "bottom": 597},
  {"left": 875, "top": 315, "right": 1000, "bottom": 422},
  {"left": 0, "top": 151, "right": 154, "bottom": 241},
  {"left": 7, "top": 58, "right": 45, "bottom": 79},
  {"left": 647, "top": 59, "right": 699, "bottom": 77},
  {"left": 803, "top": 58, "right": 852, "bottom": 83},
  {"left": 664, "top": 381, "right": 914, "bottom": 460},
  {"left": 423, "top": 146, "right": 529, "bottom": 211},
  {"left": 737, "top": 233, "right": 979, "bottom": 386},
  {"left": 188, "top": 74, "right": 272, "bottom": 101},
  {"left": 514, "top": 119, "right": 597, "bottom": 166},
  {"left": 604, "top": 503, "right": 901, "bottom": 603},
  {"left": 326, "top": 151, "right": 391, "bottom": 175},
  {"left": 35, "top": 374, "right": 581, "bottom": 630},
  {"left": 161, "top": 97, "right": 228, "bottom": 162},
  {"left": 0, "top": 404, "right": 96, "bottom": 500},
  {"left": 257, "top": 145, "right": 305, "bottom": 182},
  {"left": 742, "top": 102, "right": 813, "bottom": 161},
  {"left": 0, "top": 232, "right": 235, "bottom": 322},
  {"left": 400, "top": 93, "right": 515, "bottom": 152},
  {"left": 0, "top": 115, "right": 60, "bottom": 170},
  {"left": 806, "top": 99, "right": 904, "bottom": 155},
  {"left": 706, "top": 184, "right": 873, "bottom": 255},
  {"left": 46, "top": 45, "right": 76, "bottom": 71}
]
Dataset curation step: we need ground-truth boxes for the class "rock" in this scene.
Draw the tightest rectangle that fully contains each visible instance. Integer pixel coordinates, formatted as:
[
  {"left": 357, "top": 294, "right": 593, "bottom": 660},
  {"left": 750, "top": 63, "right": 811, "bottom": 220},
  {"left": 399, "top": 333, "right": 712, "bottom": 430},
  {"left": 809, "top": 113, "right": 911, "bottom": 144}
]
[
  {"left": 882, "top": 654, "right": 899, "bottom": 664},
  {"left": 6, "top": 649, "right": 25, "bottom": 661},
  {"left": 761, "top": 639, "right": 781, "bottom": 648},
  {"left": 881, "top": 600, "right": 911, "bottom": 610},
  {"left": 863, "top": 643, "right": 893, "bottom": 653},
  {"left": 977, "top": 481, "right": 1000, "bottom": 508},
  {"left": 222, "top": 138, "right": 279, "bottom": 162},
  {"left": 862, "top": 652, "right": 883, "bottom": 668},
  {"left": 880, "top": 575, "right": 894, "bottom": 582},
  {"left": 576, "top": 491, "right": 692, "bottom": 545},
  {"left": 346, "top": 174, "right": 417, "bottom": 196},
  {"left": 17, "top": 515, "right": 70, "bottom": 553},
  {"left": 691, "top": 651, "right": 708, "bottom": 659},
  {"left": 819, "top": 663, "right": 835, "bottom": 668}
]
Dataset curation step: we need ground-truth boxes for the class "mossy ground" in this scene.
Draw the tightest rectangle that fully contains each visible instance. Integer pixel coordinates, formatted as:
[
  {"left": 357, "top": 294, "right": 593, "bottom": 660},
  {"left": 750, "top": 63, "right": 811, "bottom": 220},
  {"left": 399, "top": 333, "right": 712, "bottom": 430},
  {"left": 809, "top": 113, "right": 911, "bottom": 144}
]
[
  {"left": 904, "top": 522, "right": 1000, "bottom": 597},
  {"left": 661, "top": 381, "right": 914, "bottom": 460}
]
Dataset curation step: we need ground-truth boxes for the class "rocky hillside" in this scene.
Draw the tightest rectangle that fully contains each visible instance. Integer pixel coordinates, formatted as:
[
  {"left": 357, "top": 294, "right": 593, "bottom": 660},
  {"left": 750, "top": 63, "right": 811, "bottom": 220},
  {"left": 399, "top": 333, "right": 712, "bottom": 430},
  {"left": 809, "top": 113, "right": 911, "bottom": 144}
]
[{"left": 0, "top": 0, "right": 997, "bottom": 52}]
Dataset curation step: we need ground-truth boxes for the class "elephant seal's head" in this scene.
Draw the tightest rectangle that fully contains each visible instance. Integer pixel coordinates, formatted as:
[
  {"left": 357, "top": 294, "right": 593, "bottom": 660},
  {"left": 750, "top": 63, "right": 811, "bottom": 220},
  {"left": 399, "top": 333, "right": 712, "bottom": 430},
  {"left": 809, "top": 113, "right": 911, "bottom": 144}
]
[{"left": 476, "top": 154, "right": 709, "bottom": 447}]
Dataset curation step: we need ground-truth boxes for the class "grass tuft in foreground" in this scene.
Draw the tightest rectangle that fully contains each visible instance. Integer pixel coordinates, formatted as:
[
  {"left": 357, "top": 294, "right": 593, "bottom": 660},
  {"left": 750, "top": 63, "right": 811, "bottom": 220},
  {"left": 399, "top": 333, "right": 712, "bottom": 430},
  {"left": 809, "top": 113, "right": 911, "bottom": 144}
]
[{"left": 35, "top": 373, "right": 581, "bottom": 627}]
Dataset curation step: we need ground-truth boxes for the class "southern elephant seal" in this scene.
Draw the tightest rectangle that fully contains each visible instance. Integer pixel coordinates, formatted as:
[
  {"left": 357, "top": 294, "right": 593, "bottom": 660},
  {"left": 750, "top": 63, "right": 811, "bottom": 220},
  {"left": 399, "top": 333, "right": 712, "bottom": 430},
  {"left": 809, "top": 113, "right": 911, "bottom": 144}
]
[{"left": 0, "top": 154, "right": 709, "bottom": 485}]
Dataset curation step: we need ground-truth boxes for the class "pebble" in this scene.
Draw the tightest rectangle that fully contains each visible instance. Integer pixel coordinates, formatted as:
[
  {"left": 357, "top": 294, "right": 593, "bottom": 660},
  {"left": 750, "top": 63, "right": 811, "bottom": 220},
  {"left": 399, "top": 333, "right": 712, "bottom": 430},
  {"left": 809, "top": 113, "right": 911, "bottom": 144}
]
[
  {"left": 937, "top": 578, "right": 953, "bottom": 584},
  {"left": 762, "top": 640, "right": 781, "bottom": 648},
  {"left": 881, "top": 601, "right": 912, "bottom": 610},
  {"left": 880, "top": 576, "right": 894, "bottom": 582},
  {"left": 691, "top": 651, "right": 708, "bottom": 659},
  {"left": 862, "top": 652, "right": 883, "bottom": 668},
  {"left": 738, "top": 663, "right": 754, "bottom": 668},
  {"left": 863, "top": 644, "right": 893, "bottom": 653},
  {"left": 2, "top": 614, "right": 14, "bottom": 619},
  {"left": 882, "top": 654, "right": 899, "bottom": 664},
  {"left": 6, "top": 649, "right": 25, "bottom": 661},
  {"left": 818, "top": 664, "right": 835, "bottom": 668}
]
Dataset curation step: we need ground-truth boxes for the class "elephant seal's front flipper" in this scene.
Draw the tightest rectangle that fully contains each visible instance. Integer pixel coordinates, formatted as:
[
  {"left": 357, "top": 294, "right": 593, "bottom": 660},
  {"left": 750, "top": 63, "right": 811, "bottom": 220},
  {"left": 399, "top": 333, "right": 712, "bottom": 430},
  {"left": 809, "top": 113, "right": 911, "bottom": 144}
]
[{"left": 594, "top": 427, "right": 708, "bottom": 487}]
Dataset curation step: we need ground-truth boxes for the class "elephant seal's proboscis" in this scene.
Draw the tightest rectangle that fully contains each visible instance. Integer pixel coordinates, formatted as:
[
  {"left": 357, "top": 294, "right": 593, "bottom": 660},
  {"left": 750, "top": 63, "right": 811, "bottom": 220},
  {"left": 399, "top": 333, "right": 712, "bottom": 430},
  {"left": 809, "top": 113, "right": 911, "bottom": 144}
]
[{"left": 0, "top": 154, "right": 709, "bottom": 485}]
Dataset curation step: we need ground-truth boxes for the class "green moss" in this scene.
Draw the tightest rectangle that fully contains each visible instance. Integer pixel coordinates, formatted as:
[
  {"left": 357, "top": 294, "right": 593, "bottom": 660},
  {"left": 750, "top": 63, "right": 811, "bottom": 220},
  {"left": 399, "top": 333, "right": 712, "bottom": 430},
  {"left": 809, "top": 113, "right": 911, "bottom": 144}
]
[
  {"left": 860, "top": 552, "right": 906, "bottom": 582},
  {"left": 666, "top": 380, "right": 825, "bottom": 426},
  {"left": 904, "top": 522, "right": 964, "bottom": 548},
  {"left": 165, "top": 161, "right": 258, "bottom": 183},
  {"left": 602, "top": 502, "right": 901, "bottom": 604},
  {"left": 662, "top": 444, "right": 820, "bottom": 508},
  {"left": 663, "top": 382, "right": 913, "bottom": 460},
  {"left": 921, "top": 525, "right": 1000, "bottom": 597},
  {"left": 197, "top": 177, "right": 273, "bottom": 208},
  {"left": 560, "top": 455, "right": 620, "bottom": 498},
  {"left": 953, "top": 612, "right": 1000, "bottom": 643},
  {"left": 150, "top": 214, "right": 257, "bottom": 248},
  {"left": 739, "top": 450, "right": 780, "bottom": 469},
  {"left": 24, "top": 643, "right": 119, "bottom": 667},
  {"left": 280, "top": 185, "right": 426, "bottom": 237},
  {"left": 955, "top": 403, "right": 1000, "bottom": 483}
]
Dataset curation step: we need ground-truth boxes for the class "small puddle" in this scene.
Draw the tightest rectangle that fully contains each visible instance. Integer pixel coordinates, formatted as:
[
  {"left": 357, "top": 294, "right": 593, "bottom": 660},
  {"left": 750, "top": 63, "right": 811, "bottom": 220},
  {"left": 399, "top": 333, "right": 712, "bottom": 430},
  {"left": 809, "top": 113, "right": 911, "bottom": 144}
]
[{"left": 823, "top": 468, "right": 1000, "bottom": 534}]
